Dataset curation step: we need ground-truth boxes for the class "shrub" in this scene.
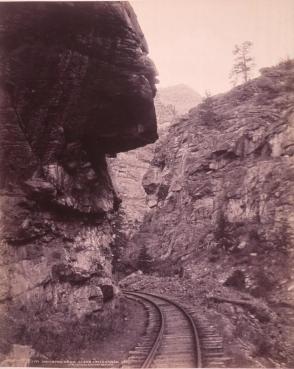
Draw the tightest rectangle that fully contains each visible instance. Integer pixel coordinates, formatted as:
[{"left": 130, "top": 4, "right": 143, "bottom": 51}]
[{"left": 198, "top": 91, "right": 218, "bottom": 125}]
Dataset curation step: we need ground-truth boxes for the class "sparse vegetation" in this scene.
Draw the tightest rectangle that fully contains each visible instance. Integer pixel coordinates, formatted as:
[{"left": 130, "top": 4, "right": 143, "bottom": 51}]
[{"left": 198, "top": 90, "right": 218, "bottom": 125}]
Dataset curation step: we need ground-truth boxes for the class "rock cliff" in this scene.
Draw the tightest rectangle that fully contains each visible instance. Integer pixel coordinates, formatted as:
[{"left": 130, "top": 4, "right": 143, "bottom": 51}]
[
  {"left": 0, "top": 2, "right": 157, "bottom": 362},
  {"left": 129, "top": 61, "right": 294, "bottom": 364}
]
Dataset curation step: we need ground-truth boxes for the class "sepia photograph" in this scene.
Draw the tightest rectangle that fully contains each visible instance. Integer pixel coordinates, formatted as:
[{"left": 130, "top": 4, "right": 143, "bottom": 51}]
[{"left": 0, "top": 0, "right": 293, "bottom": 368}]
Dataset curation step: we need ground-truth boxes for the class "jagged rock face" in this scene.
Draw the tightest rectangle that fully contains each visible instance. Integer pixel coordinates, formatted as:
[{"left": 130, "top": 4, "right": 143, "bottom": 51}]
[
  {"left": 0, "top": 2, "right": 157, "bottom": 359},
  {"left": 131, "top": 61, "right": 294, "bottom": 299}
]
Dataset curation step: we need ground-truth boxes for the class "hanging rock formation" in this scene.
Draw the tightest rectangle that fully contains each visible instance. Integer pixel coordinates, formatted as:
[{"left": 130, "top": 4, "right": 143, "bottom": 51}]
[{"left": 0, "top": 2, "right": 157, "bottom": 361}]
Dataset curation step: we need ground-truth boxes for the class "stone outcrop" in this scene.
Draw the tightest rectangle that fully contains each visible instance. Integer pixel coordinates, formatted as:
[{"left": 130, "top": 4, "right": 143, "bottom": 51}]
[{"left": 0, "top": 2, "right": 157, "bottom": 361}]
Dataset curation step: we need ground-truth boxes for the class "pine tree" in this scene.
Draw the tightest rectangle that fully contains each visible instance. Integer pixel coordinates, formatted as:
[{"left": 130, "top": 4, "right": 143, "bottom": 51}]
[{"left": 229, "top": 41, "right": 255, "bottom": 86}]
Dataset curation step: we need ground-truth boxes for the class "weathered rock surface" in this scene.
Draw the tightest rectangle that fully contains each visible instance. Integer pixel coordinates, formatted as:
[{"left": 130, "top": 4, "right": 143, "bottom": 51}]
[
  {"left": 133, "top": 61, "right": 294, "bottom": 276},
  {"left": 129, "top": 61, "right": 294, "bottom": 364},
  {"left": 0, "top": 2, "right": 157, "bottom": 361}
]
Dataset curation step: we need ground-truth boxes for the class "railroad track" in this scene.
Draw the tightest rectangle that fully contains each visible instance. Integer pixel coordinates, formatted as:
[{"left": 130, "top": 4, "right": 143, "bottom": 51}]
[{"left": 122, "top": 291, "right": 229, "bottom": 368}]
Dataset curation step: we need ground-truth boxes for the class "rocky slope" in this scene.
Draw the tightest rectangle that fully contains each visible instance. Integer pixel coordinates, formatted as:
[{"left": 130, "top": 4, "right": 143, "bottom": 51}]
[
  {"left": 128, "top": 61, "right": 294, "bottom": 366},
  {"left": 0, "top": 2, "right": 157, "bottom": 363}
]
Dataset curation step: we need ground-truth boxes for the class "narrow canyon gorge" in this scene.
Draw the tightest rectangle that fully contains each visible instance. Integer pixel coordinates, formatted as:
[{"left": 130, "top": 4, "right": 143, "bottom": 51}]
[{"left": 0, "top": 2, "right": 293, "bottom": 368}]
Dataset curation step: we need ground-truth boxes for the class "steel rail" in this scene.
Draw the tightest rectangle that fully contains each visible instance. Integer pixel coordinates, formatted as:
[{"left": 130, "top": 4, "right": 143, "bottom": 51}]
[
  {"left": 125, "top": 290, "right": 202, "bottom": 368},
  {"left": 125, "top": 291, "right": 165, "bottom": 368}
]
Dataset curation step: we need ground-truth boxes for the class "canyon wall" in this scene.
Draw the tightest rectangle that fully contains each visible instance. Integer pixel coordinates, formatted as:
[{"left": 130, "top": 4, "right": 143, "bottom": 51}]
[
  {"left": 0, "top": 2, "right": 157, "bottom": 361},
  {"left": 126, "top": 61, "right": 294, "bottom": 364},
  {"left": 131, "top": 61, "right": 294, "bottom": 298}
]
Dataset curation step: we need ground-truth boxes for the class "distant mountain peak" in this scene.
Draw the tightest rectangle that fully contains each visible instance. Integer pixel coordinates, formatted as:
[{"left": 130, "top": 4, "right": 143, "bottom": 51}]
[
  {"left": 160, "top": 83, "right": 197, "bottom": 90},
  {"left": 156, "top": 84, "right": 202, "bottom": 115}
]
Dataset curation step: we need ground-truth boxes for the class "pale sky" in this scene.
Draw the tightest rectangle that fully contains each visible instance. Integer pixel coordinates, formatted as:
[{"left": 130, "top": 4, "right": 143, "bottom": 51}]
[{"left": 131, "top": 0, "right": 294, "bottom": 95}]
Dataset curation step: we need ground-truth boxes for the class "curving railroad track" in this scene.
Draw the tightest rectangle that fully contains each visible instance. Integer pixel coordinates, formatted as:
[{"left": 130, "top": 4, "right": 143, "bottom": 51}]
[{"left": 122, "top": 291, "right": 229, "bottom": 368}]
